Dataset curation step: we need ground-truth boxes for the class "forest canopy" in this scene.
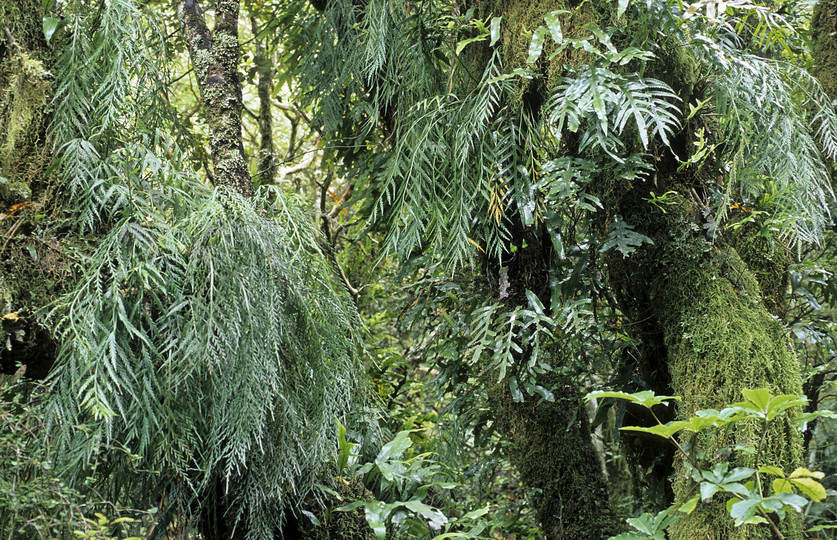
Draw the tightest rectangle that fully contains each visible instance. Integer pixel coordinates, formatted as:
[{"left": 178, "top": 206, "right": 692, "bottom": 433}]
[{"left": 0, "top": 0, "right": 836, "bottom": 538}]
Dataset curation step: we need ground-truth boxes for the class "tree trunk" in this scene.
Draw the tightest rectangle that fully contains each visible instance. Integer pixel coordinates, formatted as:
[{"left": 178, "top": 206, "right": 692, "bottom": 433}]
[
  {"left": 492, "top": 381, "right": 625, "bottom": 538},
  {"left": 250, "top": 16, "right": 277, "bottom": 186},
  {"left": 812, "top": 0, "right": 837, "bottom": 100},
  {"left": 177, "top": 3, "right": 252, "bottom": 536},
  {"left": 0, "top": 0, "right": 61, "bottom": 379},
  {"left": 179, "top": 0, "right": 251, "bottom": 196},
  {"left": 608, "top": 189, "right": 805, "bottom": 540}
]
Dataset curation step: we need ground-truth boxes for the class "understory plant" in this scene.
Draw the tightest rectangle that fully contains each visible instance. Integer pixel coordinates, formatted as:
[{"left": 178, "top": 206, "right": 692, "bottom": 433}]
[{"left": 589, "top": 388, "right": 835, "bottom": 539}]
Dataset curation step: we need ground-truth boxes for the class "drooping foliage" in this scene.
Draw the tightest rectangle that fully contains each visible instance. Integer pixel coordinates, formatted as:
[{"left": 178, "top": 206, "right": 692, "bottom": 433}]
[{"left": 22, "top": 0, "right": 367, "bottom": 536}]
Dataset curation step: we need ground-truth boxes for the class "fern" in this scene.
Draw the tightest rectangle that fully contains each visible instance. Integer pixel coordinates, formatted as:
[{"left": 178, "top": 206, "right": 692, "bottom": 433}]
[{"left": 41, "top": 1, "right": 369, "bottom": 537}]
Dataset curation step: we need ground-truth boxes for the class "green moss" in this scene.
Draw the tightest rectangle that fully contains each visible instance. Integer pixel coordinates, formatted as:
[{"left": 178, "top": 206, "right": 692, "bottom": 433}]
[
  {"left": 473, "top": 0, "right": 614, "bottom": 105},
  {"left": 0, "top": 177, "right": 32, "bottom": 205},
  {"left": 297, "top": 476, "right": 376, "bottom": 540},
  {"left": 812, "top": 0, "right": 837, "bottom": 99},
  {"left": 605, "top": 190, "right": 804, "bottom": 539},
  {"left": 491, "top": 382, "right": 625, "bottom": 539},
  {"left": 728, "top": 219, "right": 791, "bottom": 317},
  {"left": 651, "top": 244, "right": 803, "bottom": 540}
]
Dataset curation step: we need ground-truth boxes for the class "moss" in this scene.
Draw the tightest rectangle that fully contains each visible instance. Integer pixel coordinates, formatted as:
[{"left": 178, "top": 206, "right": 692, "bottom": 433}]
[
  {"left": 0, "top": 0, "right": 60, "bottom": 380},
  {"left": 0, "top": 52, "right": 50, "bottom": 177},
  {"left": 473, "top": 0, "right": 614, "bottom": 105},
  {"left": 0, "top": 177, "right": 32, "bottom": 205},
  {"left": 649, "top": 236, "right": 803, "bottom": 540},
  {"left": 295, "top": 476, "right": 376, "bottom": 540},
  {"left": 604, "top": 189, "right": 804, "bottom": 539},
  {"left": 728, "top": 218, "right": 791, "bottom": 318},
  {"left": 491, "top": 382, "right": 625, "bottom": 539},
  {"left": 811, "top": 0, "right": 837, "bottom": 99}
]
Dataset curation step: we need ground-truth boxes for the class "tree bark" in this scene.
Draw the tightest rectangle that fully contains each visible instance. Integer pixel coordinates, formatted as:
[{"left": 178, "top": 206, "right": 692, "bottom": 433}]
[
  {"left": 607, "top": 188, "right": 805, "bottom": 540},
  {"left": 812, "top": 0, "right": 837, "bottom": 100},
  {"left": 250, "top": 16, "right": 277, "bottom": 186},
  {"left": 179, "top": 0, "right": 252, "bottom": 197},
  {"left": 492, "top": 381, "right": 625, "bottom": 538},
  {"left": 0, "top": 0, "right": 61, "bottom": 379}
]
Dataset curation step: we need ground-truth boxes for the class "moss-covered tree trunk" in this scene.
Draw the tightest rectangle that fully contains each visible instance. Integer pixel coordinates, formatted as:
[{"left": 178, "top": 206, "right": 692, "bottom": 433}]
[
  {"left": 179, "top": 0, "right": 252, "bottom": 196},
  {"left": 0, "top": 0, "right": 62, "bottom": 379},
  {"left": 812, "top": 0, "right": 837, "bottom": 100},
  {"left": 607, "top": 186, "right": 805, "bottom": 539},
  {"left": 492, "top": 382, "right": 625, "bottom": 538},
  {"left": 460, "top": 1, "right": 628, "bottom": 536}
]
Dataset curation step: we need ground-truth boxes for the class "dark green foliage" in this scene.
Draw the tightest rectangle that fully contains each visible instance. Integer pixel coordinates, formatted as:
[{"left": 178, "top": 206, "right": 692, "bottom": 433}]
[
  {"left": 492, "top": 383, "right": 625, "bottom": 538},
  {"left": 1, "top": 378, "right": 155, "bottom": 539},
  {"left": 7, "top": 1, "right": 372, "bottom": 537}
]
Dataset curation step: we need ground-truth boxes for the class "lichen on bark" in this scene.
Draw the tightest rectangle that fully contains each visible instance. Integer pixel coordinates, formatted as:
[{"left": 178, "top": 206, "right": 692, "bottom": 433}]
[{"left": 178, "top": 0, "right": 252, "bottom": 197}]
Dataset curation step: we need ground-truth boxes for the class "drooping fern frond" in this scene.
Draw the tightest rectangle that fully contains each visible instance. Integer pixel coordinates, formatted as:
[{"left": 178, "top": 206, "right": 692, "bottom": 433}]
[
  {"left": 548, "top": 65, "right": 681, "bottom": 161},
  {"left": 705, "top": 49, "right": 836, "bottom": 246},
  {"left": 41, "top": 1, "right": 368, "bottom": 537}
]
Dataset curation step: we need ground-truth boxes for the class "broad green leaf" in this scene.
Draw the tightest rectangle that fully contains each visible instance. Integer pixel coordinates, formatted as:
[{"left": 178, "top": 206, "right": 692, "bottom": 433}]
[
  {"left": 774, "top": 492, "right": 808, "bottom": 511},
  {"left": 724, "top": 467, "right": 755, "bottom": 483},
  {"left": 314, "top": 483, "right": 343, "bottom": 500},
  {"left": 587, "top": 389, "right": 678, "bottom": 408},
  {"left": 404, "top": 499, "right": 448, "bottom": 529},
  {"left": 43, "top": 17, "right": 61, "bottom": 44},
  {"left": 789, "top": 467, "right": 825, "bottom": 479},
  {"left": 702, "top": 463, "right": 729, "bottom": 483},
  {"left": 773, "top": 478, "right": 794, "bottom": 494},
  {"left": 765, "top": 394, "right": 807, "bottom": 420},
  {"left": 718, "top": 482, "right": 750, "bottom": 497},
  {"left": 740, "top": 388, "right": 771, "bottom": 411},
  {"left": 618, "top": 0, "right": 630, "bottom": 17},
  {"left": 625, "top": 513, "right": 657, "bottom": 534},
  {"left": 462, "top": 505, "right": 490, "bottom": 521},
  {"left": 679, "top": 495, "right": 699, "bottom": 514},
  {"left": 337, "top": 422, "right": 357, "bottom": 474},
  {"left": 334, "top": 501, "right": 366, "bottom": 512},
  {"left": 490, "top": 17, "right": 502, "bottom": 46},
  {"left": 544, "top": 11, "right": 569, "bottom": 43},
  {"left": 364, "top": 501, "right": 391, "bottom": 540},
  {"left": 581, "top": 23, "right": 617, "bottom": 54},
  {"left": 686, "top": 415, "right": 729, "bottom": 432},
  {"left": 456, "top": 34, "right": 489, "bottom": 55},
  {"left": 758, "top": 465, "right": 785, "bottom": 478},
  {"left": 528, "top": 27, "right": 548, "bottom": 63},
  {"left": 789, "top": 477, "right": 827, "bottom": 501},
  {"left": 793, "top": 410, "right": 837, "bottom": 431},
  {"left": 377, "top": 430, "right": 413, "bottom": 462},
  {"left": 729, "top": 498, "right": 760, "bottom": 522},
  {"left": 700, "top": 482, "right": 720, "bottom": 501},
  {"left": 621, "top": 421, "right": 690, "bottom": 439},
  {"left": 509, "top": 377, "right": 524, "bottom": 402}
]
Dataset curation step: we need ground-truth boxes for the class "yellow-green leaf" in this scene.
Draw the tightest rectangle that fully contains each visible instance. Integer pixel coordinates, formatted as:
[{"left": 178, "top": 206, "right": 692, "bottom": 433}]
[
  {"left": 790, "top": 478, "right": 827, "bottom": 502},
  {"left": 773, "top": 478, "right": 793, "bottom": 494},
  {"left": 759, "top": 465, "right": 785, "bottom": 478},
  {"left": 789, "top": 467, "right": 825, "bottom": 480},
  {"left": 679, "top": 495, "right": 699, "bottom": 514}
]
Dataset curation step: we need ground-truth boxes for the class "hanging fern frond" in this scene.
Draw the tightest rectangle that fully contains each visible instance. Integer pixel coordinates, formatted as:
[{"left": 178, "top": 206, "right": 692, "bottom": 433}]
[{"left": 41, "top": 1, "right": 369, "bottom": 537}]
